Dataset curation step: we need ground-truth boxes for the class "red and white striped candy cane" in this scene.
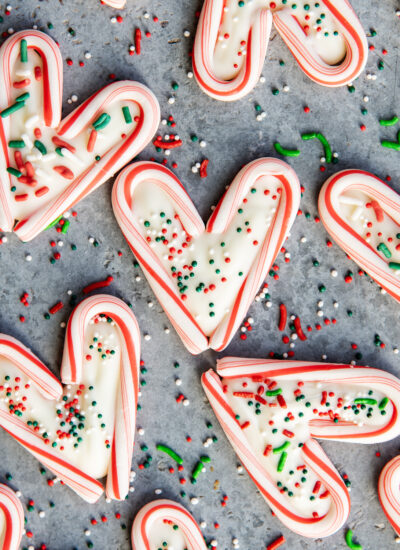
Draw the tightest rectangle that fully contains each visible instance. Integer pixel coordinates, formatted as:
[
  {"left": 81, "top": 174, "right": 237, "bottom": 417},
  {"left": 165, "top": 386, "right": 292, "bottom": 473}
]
[
  {"left": 202, "top": 357, "right": 400, "bottom": 537},
  {"left": 193, "top": 0, "right": 367, "bottom": 101},
  {"left": 0, "top": 30, "right": 160, "bottom": 241},
  {"left": 319, "top": 169, "right": 400, "bottom": 303},
  {"left": 273, "top": 0, "right": 368, "bottom": 87},
  {"left": 61, "top": 294, "right": 141, "bottom": 501},
  {"left": 112, "top": 158, "right": 300, "bottom": 354},
  {"left": 131, "top": 500, "right": 207, "bottom": 550},
  {"left": 0, "top": 485, "right": 24, "bottom": 550},
  {"left": 379, "top": 456, "right": 400, "bottom": 536}
]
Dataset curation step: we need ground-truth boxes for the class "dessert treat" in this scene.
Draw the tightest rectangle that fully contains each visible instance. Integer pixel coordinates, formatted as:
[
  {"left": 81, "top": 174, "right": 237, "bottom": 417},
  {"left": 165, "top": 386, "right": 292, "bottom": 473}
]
[
  {"left": 0, "top": 484, "right": 24, "bottom": 550},
  {"left": 0, "top": 294, "right": 140, "bottom": 503},
  {"left": 202, "top": 357, "right": 400, "bottom": 537},
  {"left": 319, "top": 169, "right": 400, "bottom": 303},
  {"left": 379, "top": 456, "right": 400, "bottom": 536},
  {"left": 193, "top": 0, "right": 368, "bottom": 101},
  {"left": 131, "top": 500, "right": 207, "bottom": 550},
  {"left": 0, "top": 30, "right": 160, "bottom": 241},
  {"left": 112, "top": 158, "right": 301, "bottom": 354}
]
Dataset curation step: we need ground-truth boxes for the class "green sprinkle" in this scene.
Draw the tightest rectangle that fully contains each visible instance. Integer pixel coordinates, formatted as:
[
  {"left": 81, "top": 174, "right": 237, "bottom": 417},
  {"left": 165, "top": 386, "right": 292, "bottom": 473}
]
[
  {"left": 8, "top": 140, "right": 25, "bottom": 148},
  {"left": 61, "top": 219, "right": 70, "bottom": 234},
  {"left": 20, "top": 39, "right": 28, "bottom": 63},
  {"left": 156, "top": 444, "right": 183, "bottom": 465},
  {"left": 389, "top": 262, "right": 400, "bottom": 270},
  {"left": 379, "top": 115, "right": 399, "bottom": 126},
  {"left": 301, "top": 131, "right": 332, "bottom": 162},
  {"left": 34, "top": 140, "right": 47, "bottom": 155},
  {"left": 45, "top": 214, "right": 63, "bottom": 230},
  {"left": 345, "top": 529, "right": 362, "bottom": 550},
  {"left": 122, "top": 106, "right": 132, "bottom": 123},
  {"left": 354, "top": 398, "right": 377, "bottom": 405},
  {"left": 191, "top": 461, "right": 204, "bottom": 482},
  {"left": 273, "top": 441, "right": 291, "bottom": 454},
  {"left": 7, "top": 167, "right": 22, "bottom": 178},
  {"left": 277, "top": 452, "right": 288, "bottom": 472},
  {"left": 16, "top": 92, "right": 30, "bottom": 103},
  {"left": 377, "top": 242, "right": 392, "bottom": 258},
  {"left": 378, "top": 397, "right": 389, "bottom": 409},
  {"left": 381, "top": 131, "right": 400, "bottom": 152},
  {"left": 93, "top": 112, "right": 111, "bottom": 130},
  {"left": 266, "top": 388, "right": 282, "bottom": 396},
  {"left": 1, "top": 101, "right": 26, "bottom": 118},
  {"left": 274, "top": 142, "right": 301, "bottom": 157}
]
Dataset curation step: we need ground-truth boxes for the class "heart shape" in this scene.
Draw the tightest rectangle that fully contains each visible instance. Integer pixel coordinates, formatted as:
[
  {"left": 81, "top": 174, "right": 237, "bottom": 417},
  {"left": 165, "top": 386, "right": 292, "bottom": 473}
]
[
  {"left": 193, "top": 0, "right": 368, "bottom": 101},
  {"left": 202, "top": 357, "right": 400, "bottom": 538},
  {"left": 318, "top": 169, "right": 400, "bottom": 303},
  {"left": 379, "top": 456, "right": 400, "bottom": 536},
  {"left": 112, "top": 158, "right": 300, "bottom": 354},
  {"left": 0, "top": 294, "right": 140, "bottom": 503},
  {"left": 0, "top": 29, "right": 160, "bottom": 241},
  {"left": 131, "top": 500, "right": 207, "bottom": 550},
  {"left": 0, "top": 484, "right": 24, "bottom": 550}
]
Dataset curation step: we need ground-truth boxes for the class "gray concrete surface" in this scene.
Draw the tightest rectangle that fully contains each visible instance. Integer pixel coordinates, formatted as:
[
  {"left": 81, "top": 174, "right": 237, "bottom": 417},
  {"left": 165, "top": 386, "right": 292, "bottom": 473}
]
[{"left": 0, "top": 0, "right": 399, "bottom": 548}]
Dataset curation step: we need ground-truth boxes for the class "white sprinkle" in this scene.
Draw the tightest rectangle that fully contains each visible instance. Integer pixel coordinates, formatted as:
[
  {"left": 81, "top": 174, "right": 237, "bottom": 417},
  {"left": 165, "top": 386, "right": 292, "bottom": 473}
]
[
  {"left": 25, "top": 253, "right": 32, "bottom": 262},
  {"left": 175, "top": 378, "right": 182, "bottom": 386},
  {"left": 168, "top": 97, "right": 175, "bottom": 104},
  {"left": 183, "top": 398, "right": 190, "bottom": 406},
  {"left": 84, "top": 51, "right": 92, "bottom": 59},
  {"left": 184, "top": 30, "right": 191, "bottom": 37},
  {"left": 191, "top": 497, "right": 199, "bottom": 505},
  {"left": 330, "top": 269, "right": 338, "bottom": 277},
  {"left": 187, "top": 71, "right": 194, "bottom": 78},
  {"left": 300, "top": 236, "right": 307, "bottom": 243},
  {"left": 85, "top": 530, "right": 91, "bottom": 536},
  {"left": 144, "top": 333, "right": 151, "bottom": 341},
  {"left": 155, "top": 488, "right": 162, "bottom": 495},
  {"left": 39, "top": 511, "right": 45, "bottom": 518}
]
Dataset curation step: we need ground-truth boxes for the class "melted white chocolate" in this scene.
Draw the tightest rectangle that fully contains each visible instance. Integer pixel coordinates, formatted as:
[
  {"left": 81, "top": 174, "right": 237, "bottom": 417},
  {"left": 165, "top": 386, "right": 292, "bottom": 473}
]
[
  {"left": 213, "top": 0, "right": 346, "bottom": 80},
  {"left": 7, "top": 46, "right": 139, "bottom": 221},
  {"left": 132, "top": 175, "right": 282, "bottom": 335},
  {"left": 224, "top": 376, "right": 390, "bottom": 517},
  {"left": 338, "top": 190, "right": 400, "bottom": 270},
  {"left": 0, "top": 316, "right": 121, "bottom": 478}
]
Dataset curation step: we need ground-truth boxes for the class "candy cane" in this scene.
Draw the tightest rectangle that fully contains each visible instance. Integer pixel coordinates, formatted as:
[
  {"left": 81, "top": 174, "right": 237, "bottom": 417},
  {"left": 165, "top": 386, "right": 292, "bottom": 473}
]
[
  {"left": 273, "top": 0, "right": 368, "bottom": 87},
  {"left": 0, "top": 30, "right": 160, "bottom": 241},
  {"left": 0, "top": 295, "right": 141, "bottom": 503},
  {"left": 193, "top": 0, "right": 272, "bottom": 101},
  {"left": 0, "top": 484, "right": 24, "bottom": 550},
  {"left": 193, "top": 0, "right": 367, "bottom": 101},
  {"left": 112, "top": 158, "right": 300, "bottom": 354},
  {"left": 131, "top": 500, "right": 207, "bottom": 550},
  {"left": 379, "top": 456, "right": 400, "bottom": 536},
  {"left": 318, "top": 169, "right": 400, "bottom": 303},
  {"left": 202, "top": 357, "right": 400, "bottom": 538},
  {"left": 61, "top": 294, "right": 141, "bottom": 501}
]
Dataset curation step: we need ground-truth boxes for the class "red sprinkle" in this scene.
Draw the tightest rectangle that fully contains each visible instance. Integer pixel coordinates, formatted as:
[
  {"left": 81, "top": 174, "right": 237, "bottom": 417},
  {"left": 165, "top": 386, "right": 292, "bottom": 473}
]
[
  {"left": 83, "top": 275, "right": 114, "bottom": 294},
  {"left": 267, "top": 535, "right": 286, "bottom": 550},
  {"left": 49, "top": 301, "right": 64, "bottom": 315}
]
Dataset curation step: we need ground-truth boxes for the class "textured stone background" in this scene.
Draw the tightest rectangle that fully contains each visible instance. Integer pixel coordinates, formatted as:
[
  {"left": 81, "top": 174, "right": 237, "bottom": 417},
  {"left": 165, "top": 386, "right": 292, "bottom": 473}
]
[{"left": 0, "top": 0, "right": 399, "bottom": 548}]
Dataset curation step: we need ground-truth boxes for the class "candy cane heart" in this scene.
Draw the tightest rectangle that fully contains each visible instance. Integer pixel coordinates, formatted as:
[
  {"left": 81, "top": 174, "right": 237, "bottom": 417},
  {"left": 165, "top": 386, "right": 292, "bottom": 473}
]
[
  {"left": 202, "top": 357, "right": 400, "bottom": 538},
  {"left": 112, "top": 158, "right": 300, "bottom": 354},
  {"left": 0, "top": 294, "right": 140, "bottom": 503},
  {"left": 131, "top": 500, "right": 207, "bottom": 550},
  {"left": 319, "top": 169, "right": 400, "bottom": 303},
  {"left": 0, "top": 29, "right": 160, "bottom": 241},
  {"left": 193, "top": 0, "right": 367, "bottom": 101},
  {"left": 61, "top": 294, "right": 141, "bottom": 501},
  {"left": 379, "top": 456, "right": 400, "bottom": 536},
  {"left": 273, "top": 0, "right": 368, "bottom": 87},
  {"left": 0, "top": 485, "right": 24, "bottom": 550}
]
